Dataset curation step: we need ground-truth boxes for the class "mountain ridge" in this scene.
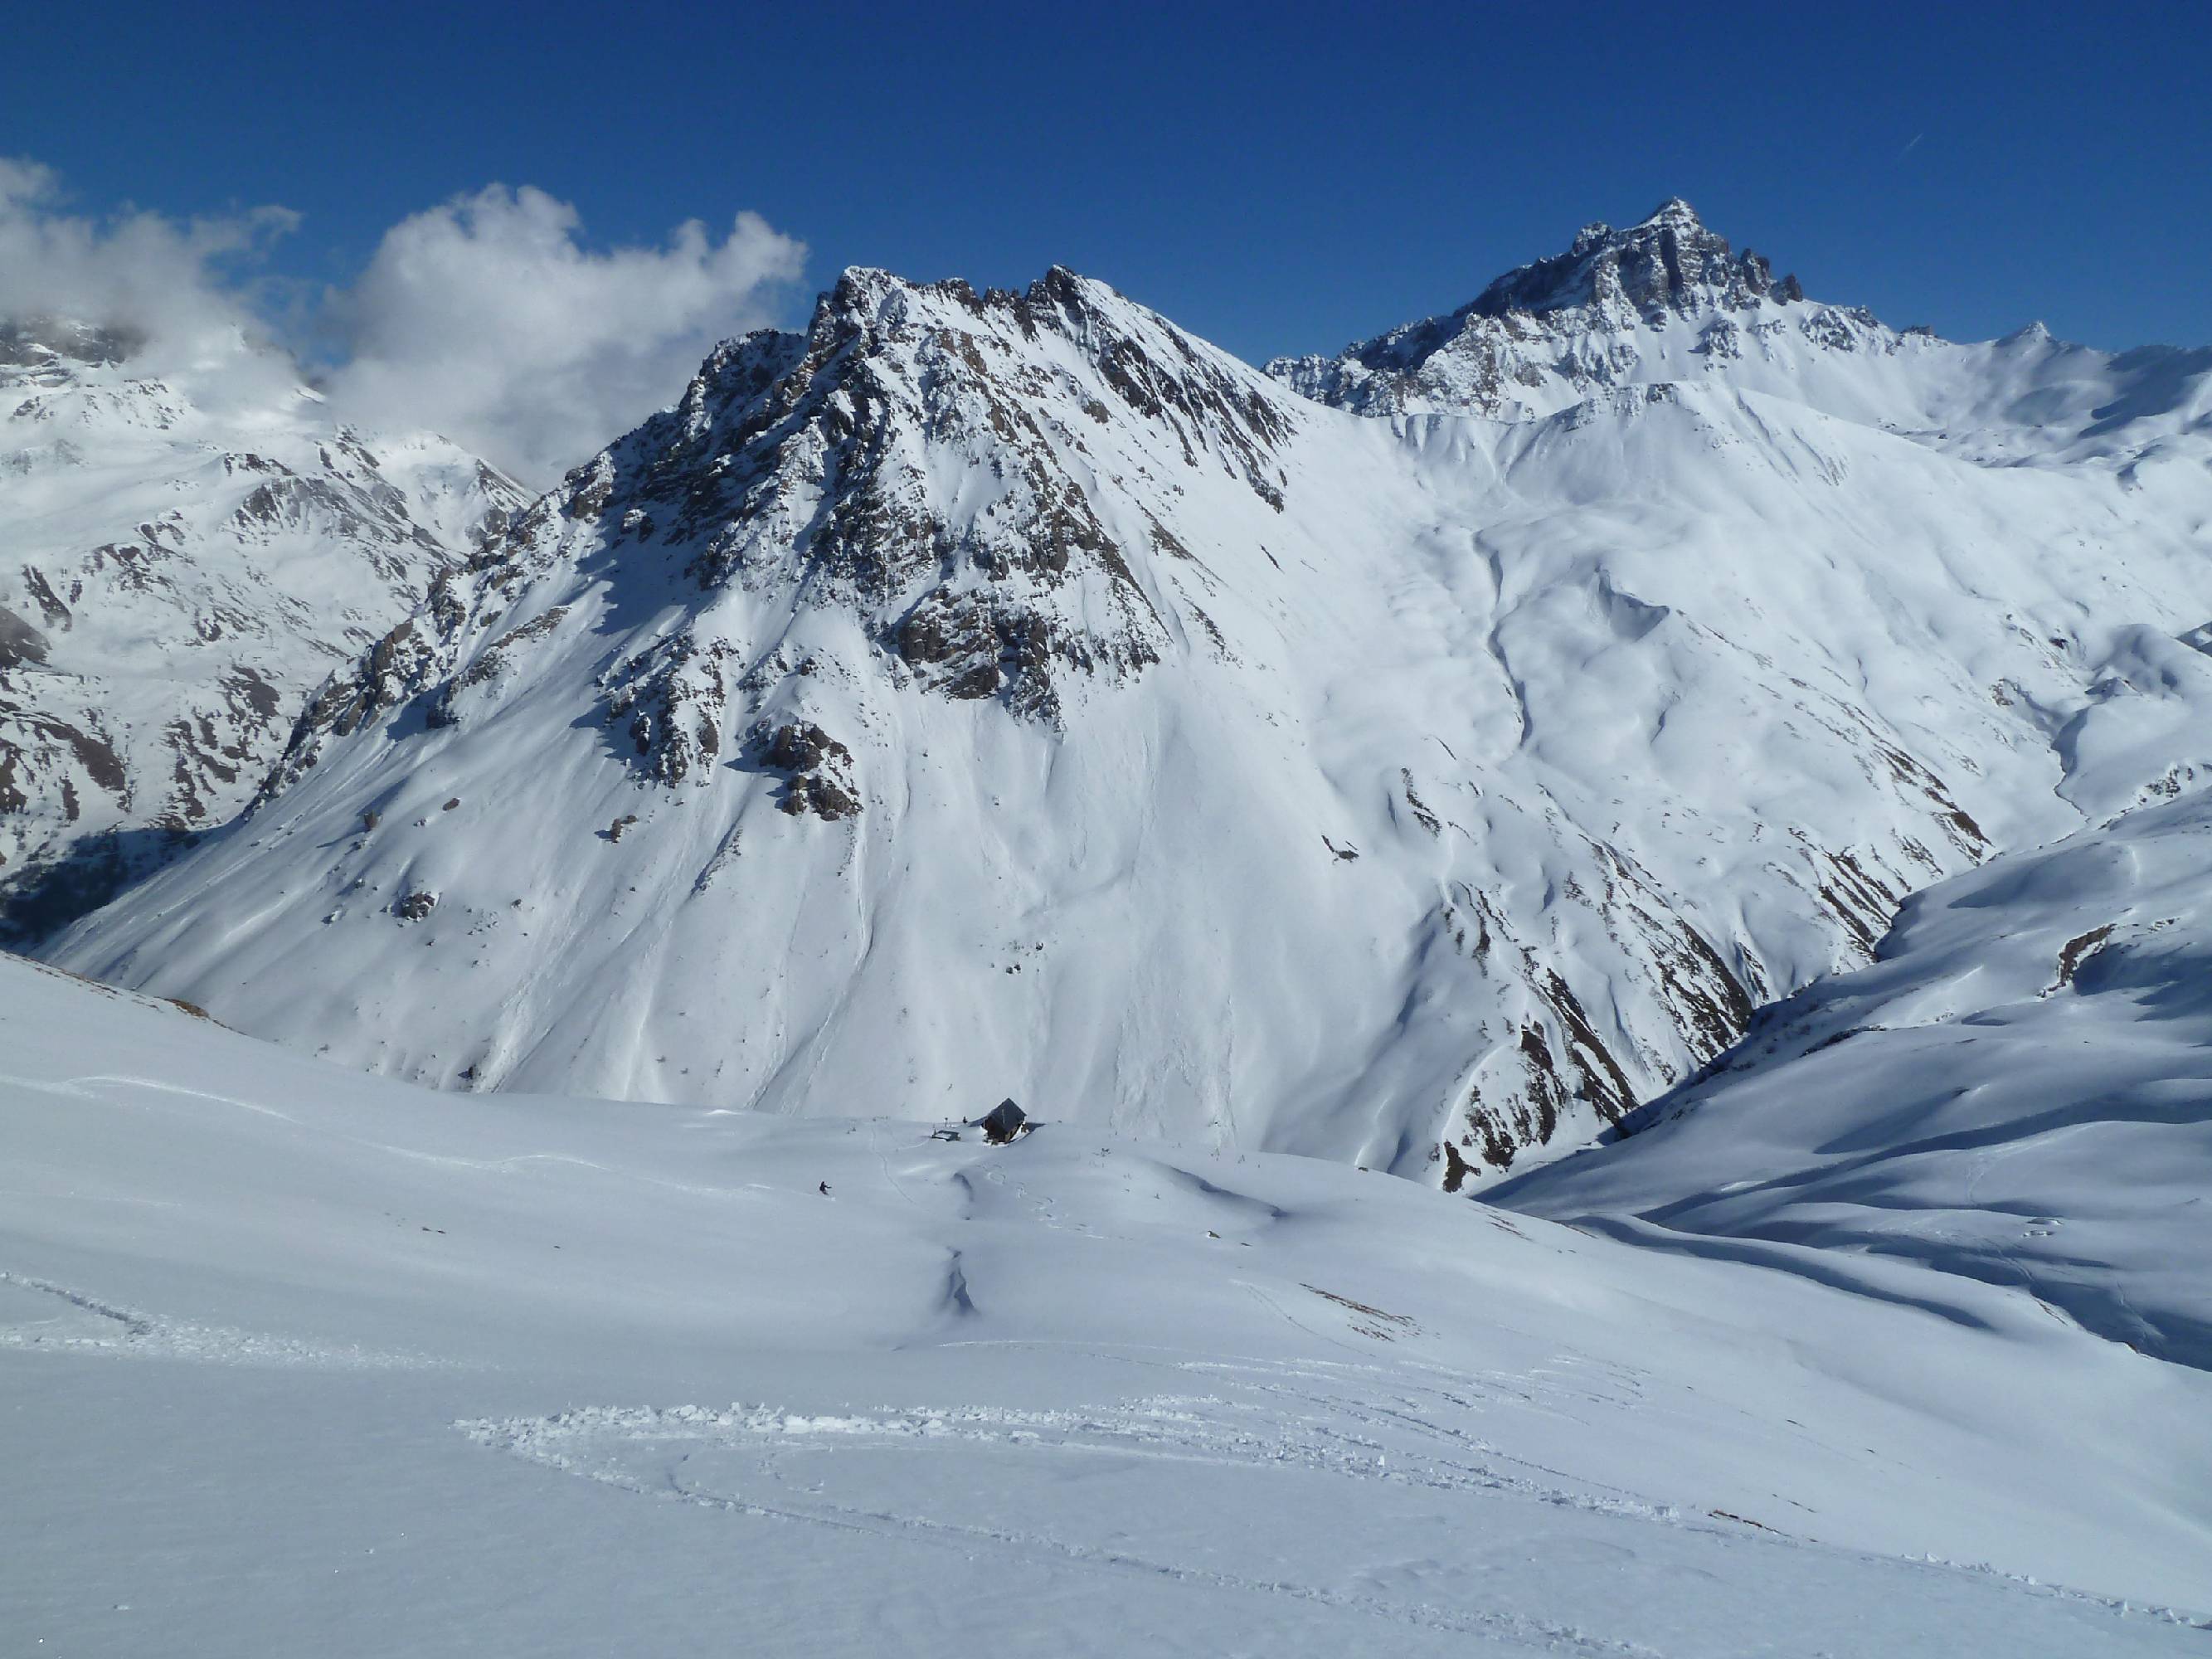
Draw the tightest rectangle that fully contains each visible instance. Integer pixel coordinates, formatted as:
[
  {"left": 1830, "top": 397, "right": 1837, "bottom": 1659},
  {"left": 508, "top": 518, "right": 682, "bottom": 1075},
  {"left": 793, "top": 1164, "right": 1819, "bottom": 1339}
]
[{"left": 39, "top": 211, "right": 2212, "bottom": 1184}]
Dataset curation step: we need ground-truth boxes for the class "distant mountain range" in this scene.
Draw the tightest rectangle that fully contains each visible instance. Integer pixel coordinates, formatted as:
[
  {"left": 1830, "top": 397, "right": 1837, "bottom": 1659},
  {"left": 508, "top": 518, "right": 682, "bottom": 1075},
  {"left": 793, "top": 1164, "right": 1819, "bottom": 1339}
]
[
  {"left": 0, "top": 317, "right": 525, "bottom": 938},
  {"left": 18, "top": 199, "right": 2212, "bottom": 1185}
]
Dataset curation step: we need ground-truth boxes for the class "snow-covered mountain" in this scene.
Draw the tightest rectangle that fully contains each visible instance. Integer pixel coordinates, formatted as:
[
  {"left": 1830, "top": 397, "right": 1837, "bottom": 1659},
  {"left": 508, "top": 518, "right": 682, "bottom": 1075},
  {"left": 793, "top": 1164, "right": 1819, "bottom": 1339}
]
[
  {"left": 6, "top": 948, "right": 2209, "bottom": 1652},
  {"left": 1491, "top": 782, "right": 2212, "bottom": 1369},
  {"left": 46, "top": 208, "right": 2212, "bottom": 1180},
  {"left": 0, "top": 317, "right": 527, "bottom": 940},
  {"left": 1267, "top": 197, "right": 2212, "bottom": 469}
]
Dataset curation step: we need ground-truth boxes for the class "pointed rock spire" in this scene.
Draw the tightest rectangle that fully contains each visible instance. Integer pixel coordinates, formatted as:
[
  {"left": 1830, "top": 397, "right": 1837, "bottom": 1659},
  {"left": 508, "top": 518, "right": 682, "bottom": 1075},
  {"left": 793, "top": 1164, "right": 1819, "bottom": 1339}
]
[{"left": 1470, "top": 197, "right": 1780, "bottom": 322}]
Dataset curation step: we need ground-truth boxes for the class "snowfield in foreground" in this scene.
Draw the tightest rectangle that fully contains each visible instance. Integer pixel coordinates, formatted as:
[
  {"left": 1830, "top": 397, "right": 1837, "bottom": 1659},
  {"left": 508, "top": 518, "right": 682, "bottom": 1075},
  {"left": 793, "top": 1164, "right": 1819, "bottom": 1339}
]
[{"left": 4, "top": 953, "right": 2208, "bottom": 1655}]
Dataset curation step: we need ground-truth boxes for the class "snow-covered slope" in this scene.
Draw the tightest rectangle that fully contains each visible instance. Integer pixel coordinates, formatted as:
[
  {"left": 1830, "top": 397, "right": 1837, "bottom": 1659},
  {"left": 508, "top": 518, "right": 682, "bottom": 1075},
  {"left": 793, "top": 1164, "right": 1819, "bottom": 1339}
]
[
  {"left": 46, "top": 221, "right": 2212, "bottom": 1180},
  {"left": 1490, "top": 783, "right": 2212, "bottom": 1370},
  {"left": 0, "top": 316, "right": 526, "bottom": 939},
  {"left": 5, "top": 950, "right": 2209, "bottom": 1653}
]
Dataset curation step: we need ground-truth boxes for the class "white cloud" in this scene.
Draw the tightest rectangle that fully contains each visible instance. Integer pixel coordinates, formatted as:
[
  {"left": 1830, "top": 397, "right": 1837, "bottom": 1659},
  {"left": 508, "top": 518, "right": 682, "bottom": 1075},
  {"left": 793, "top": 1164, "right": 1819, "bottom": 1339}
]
[
  {"left": 0, "top": 160, "right": 807, "bottom": 484},
  {"left": 323, "top": 186, "right": 805, "bottom": 484},
  {"left": 0, "top": 156, "right": 302, "bottom": 397}
]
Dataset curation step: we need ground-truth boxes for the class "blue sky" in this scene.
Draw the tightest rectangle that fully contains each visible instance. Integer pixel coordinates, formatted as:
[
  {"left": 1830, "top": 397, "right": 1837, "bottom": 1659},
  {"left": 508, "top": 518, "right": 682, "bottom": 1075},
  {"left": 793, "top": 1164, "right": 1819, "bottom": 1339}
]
[{"left": 6, "top": 0, "right": 2205, "bottom": 472}]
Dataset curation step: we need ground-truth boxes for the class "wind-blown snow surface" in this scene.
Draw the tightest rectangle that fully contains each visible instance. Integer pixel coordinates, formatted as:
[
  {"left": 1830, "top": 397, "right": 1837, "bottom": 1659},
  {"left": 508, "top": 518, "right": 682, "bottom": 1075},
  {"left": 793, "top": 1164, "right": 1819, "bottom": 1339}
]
[
  {"left": 4, "top": 952, "right": 2210, "bottom": 1654},
  {"left": 1491, "top": 786, "right": 2212, "bottom": 1371},
  {"left": 0, "top": 317, "right": 525, "bottom": 939},
  {"left": 49, "top": 206, "right": 2212, "bottom": 1181}
]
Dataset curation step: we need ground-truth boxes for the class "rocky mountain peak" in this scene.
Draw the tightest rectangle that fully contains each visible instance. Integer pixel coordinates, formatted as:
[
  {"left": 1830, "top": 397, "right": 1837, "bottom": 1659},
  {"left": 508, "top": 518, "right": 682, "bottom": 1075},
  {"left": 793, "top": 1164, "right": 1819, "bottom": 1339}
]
[
  {"left": 1471, "top": 197, "right": 1796, "bottom": 324},
  {"left": 800, "top": 262, "right": 1218, "bottom": 383},
  {"left": 1262, "top": 200, "right": 1863, "bottom": 417},
  {"left": 1640, "top": 194, "right": 1704, "bottom": 230},
  {"left": 1564, "top": 197, "right": 1699, "bottom": 254},
  {"left": 268, "top": 259, "right": 1303, "bottom": 810},
  {"left": 602, "top": 260, "right": 1296, "bottom": 598}
]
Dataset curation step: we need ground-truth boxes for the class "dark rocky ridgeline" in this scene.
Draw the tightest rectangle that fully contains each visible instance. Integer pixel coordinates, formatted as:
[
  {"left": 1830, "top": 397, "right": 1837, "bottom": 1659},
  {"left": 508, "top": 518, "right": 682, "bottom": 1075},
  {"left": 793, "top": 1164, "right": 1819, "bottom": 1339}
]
[
  {"left": 261, "top": 262, "right": 1304, "bottom": 800},
  {"left": 250, "top": 596, "right": 460, "bottom": 805},
  {"left": 1461, "top": 197, "right": 1800, "bottom": 324}
]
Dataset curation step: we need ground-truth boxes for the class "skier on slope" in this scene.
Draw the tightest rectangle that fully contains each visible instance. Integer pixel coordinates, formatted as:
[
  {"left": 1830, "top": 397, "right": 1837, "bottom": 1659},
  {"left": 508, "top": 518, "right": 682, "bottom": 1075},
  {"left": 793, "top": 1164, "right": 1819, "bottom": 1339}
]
[{"left": 818, "top": 1180, "right": 830, "bottom": 1196}]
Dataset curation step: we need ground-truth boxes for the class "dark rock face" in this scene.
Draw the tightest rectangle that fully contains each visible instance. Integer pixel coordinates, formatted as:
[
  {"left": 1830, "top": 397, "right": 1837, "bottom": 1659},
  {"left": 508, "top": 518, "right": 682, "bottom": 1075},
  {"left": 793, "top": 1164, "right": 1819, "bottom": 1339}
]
[
  {"left": 600, "top": 265, "right": 1274, "bottom": 727},
  {"left": 604, "top": 634, "right": 731, "bottom": 788},
  {"left": 0, "top": 605, "right": 51, "bottom": 669},
  {"left": 1466, "top": 198, "right": 1792, "bottom": 323},
  {"left": 756, "top": 722, "right": 858, "bottom": 821},
  {"left": 1433, "top": 841, "right": 1763, "bottom": 1179},
  {"left": 761, "top": 720, "right": 843, "bottom": 776},
  {"left": 257, "top": 615, "right": 445, "bottom": 803}
]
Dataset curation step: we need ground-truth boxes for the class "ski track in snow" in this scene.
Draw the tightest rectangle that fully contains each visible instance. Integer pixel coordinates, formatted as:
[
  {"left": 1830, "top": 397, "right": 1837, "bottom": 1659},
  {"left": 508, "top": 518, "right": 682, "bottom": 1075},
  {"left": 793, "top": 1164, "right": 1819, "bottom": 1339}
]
[
  {"left": 457, "top": 1388, "right": 1670, "bottom": 1653},
  {"left": 0, "top": 1269, "right": 449, "bottom": 1370},
  {"left": 458, "top": 1365, "right": 2210, "bottom": 1647}
]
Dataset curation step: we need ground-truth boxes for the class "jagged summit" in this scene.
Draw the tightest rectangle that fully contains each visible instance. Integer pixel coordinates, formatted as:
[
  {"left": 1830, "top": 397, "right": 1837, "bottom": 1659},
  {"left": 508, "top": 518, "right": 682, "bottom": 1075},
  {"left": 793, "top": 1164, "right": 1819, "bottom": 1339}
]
[
  {"left": 261, "top": 255, "right": 1302, "bottom": 811},
  {"left": 808, "top": 261, "right": 1117, "bottom": 325},
  {"left": 1467, "top": 197, "right": 1802, "bottom": 323},
  {"left": 1642, "top": 194, "right": 1700, "bottom": 223},
  {"left": 754, "top": 262, "right": 1242, "bottom": 394},
  {"left": 1264, "top": 199, "right": 1841, "bottom": 416}
]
